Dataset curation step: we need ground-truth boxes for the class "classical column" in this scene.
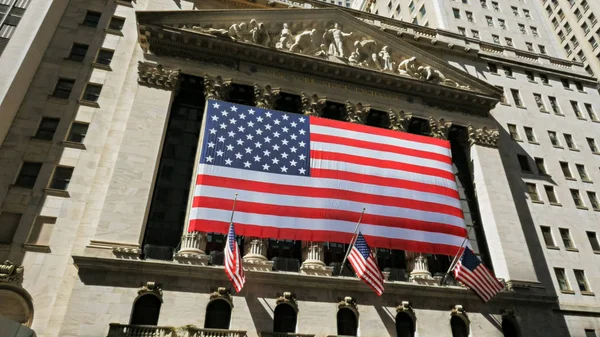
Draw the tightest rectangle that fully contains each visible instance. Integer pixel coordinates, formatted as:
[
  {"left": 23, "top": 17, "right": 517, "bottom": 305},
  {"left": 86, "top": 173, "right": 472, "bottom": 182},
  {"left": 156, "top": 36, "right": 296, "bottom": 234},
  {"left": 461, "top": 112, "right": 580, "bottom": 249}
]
[
  {"left": 204, "top": 74, "right": 232, "bottom": 101},
  {"left": 428, "top": 116, "right": 452, "bottom": 140},
  {"left": 300, "top": 242, "right": 333, "bottom": 276},
  {"left": 301, "top": 92, "right": 326, "bottom": 117},
  {"left": 243, "top": 238, "right": 274, "bottom": 271},
  {"left": 407, "top": 252, "right": 432, "bottom": 280},
  {"left": 254, "top": 83, "right": 280, "bottom": 109},
  {"left": 345, "top": 101, "right": 370, "bottom": 124},
  {"left": 387, "top": 109, "right": 413, "bottom": 132}
]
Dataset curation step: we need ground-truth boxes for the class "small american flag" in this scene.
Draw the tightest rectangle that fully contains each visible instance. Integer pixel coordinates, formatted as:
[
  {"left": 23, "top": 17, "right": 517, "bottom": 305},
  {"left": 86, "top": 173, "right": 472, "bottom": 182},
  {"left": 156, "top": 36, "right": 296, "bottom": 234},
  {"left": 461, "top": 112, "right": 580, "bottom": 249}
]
[
  {"left": 453, "top": 247, "right": 503, "bottom": 302},
  {"left": 189, "top": 99, "right": 467, "bottom": 255},
  {"left": 224, "top": 222, "right": 245, "bottom": 292},
  {"left": 348, "top": 232, "right": 385, "bottom": 295}
]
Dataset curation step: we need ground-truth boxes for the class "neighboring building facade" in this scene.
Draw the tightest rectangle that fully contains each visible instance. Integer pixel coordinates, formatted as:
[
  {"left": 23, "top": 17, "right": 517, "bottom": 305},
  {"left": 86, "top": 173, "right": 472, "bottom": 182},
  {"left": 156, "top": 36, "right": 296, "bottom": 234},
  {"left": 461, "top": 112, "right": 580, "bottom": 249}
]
[
  {"left": 0, "top": 1, "right": 599, "bottom": 337},
  {"left": 539, "top": 0, "right": 600, "bottom": 77}
]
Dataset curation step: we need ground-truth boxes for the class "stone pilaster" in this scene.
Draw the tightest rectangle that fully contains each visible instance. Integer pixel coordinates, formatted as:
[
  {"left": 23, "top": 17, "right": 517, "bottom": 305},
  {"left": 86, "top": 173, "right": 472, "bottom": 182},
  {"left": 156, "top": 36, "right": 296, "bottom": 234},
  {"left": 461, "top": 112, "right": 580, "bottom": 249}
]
[
  {"left": 300, "top": 242, "right": 333, "bottom": 276},
  {"left": 243, "top": 238, "right": 274, "bottom": 271},
  {"left": 467, "top": 124, "right": 500, "bottom": 148},
  {"left": 388, "top": 109, "right": 413, "bottom": 132},
  {"left": 254, "top": 83, "right": 280, "bottom": 109},
  {"left": 345, "top": 101, "right": 370, "bottom": 124},
  {"left": 301, "top": 92, "right": 326, "bottom": 117},
  {"left": 428, "top": 116, "right": 452, "bottom": 140},
  {"left": 204, "top": 74, "right": 232, "bottom": 101}
]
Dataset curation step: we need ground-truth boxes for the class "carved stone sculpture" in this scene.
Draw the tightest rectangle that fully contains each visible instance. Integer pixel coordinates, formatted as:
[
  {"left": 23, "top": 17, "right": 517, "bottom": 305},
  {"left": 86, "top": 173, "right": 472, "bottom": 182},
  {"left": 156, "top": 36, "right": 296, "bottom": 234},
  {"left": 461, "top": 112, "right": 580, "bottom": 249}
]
[
  {"left": 388, "top": 109, "right": 412, "bottom": 132},
  {"left": 138, "top": 281, "right": 163, "bottom": 298},
  {"left": 193, "top": 26, "right": 230, "bottom": 38},
  {"left": 228, "top": 21, "right": 252, "bottom": 42},
  {"left": 251, "top": 22, "right": 270, "bottom": 46},
  {"left": 338, "top": 296, "right": 358, "bottom": 312},
  {"left": 323, "top": 23, "right": 353, "bottom": 58},
  {"left": 345, "top": 101, "right": 370, "bottom": 124},
  {"left": 379, "top": 46, "right": 394, "bottom": 71},
  {"left": 0, "top": 260, "right": 24, "bottom": 286},
  {"left": 467, "top": 124, "right": 500, "bottom": 148},
  {"left": 254, "top": 83, "right": 280, "bottom": 109},
  {"left": 276, "top": 292, "right": 298, "bottom": 309},
  {"left": 137, "top": 62, "right": 181, "bottom": 90},
  {"left": 275, "top": 23, "right": 293, "bottom": 50},
  {"left": 353, "top": 39, "right": 379, "bottom": 68},
  {"left": 289, "top": 29, "right": 318, "bottom": 54},
  {"left": 429, "top": 117, "right": 452, "bottom": 140},
  {"left": 210, "top": 287, "right": 233, "bottom": 305},
  {"left": 397, "top": 56, "right": 420, "bottom": 78},
  {"left": 301, "top": 92, "right": 326, "bottom": 117},
  {"left": 204, "top": 74, "right": 232, "bottom": 101},
  {"left": 396, "top": 301, "right": 413, "bottom": 313}
]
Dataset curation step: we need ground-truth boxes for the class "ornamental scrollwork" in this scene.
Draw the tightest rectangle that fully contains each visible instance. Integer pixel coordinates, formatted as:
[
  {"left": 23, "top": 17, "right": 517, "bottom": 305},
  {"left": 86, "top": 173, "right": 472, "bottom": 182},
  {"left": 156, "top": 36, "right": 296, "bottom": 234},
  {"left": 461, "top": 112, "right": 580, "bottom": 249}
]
[
  {"left": 338, "top": 296, "right": 358, "bottom": 313},
  {"left": 137, "top": 62, "right": 181, "bottom": 90},
  {"left": 138, "top": 281, "right": 163, "bottom": 298},
  {"left": 0, "top": 260, "right": 24, "bottom": 287},
  {"left": 210, "top": 287, "right": 233, "bottom": 307},
  {"left": 429, "top": 117, "right": 452, "bottom": 140},
  {"left": 388, "top": 109, "right": 413, "bottom": 132},
  {"left": 254, "top": 83, "right": 281, "bottom": 109},
  {"left": 276, "top": 292, "right": 298, "bottom": 312},
  {"left": 301, "top": 92, "right": 326, "bottom": 117},
  {"left": 204, "top": 74, "right": 232, "bottom": 101},
  {"left": 345, "top": 101, "right": 370, "bottom": 124},
  {"left": 467, "top": 124, "right": 500, "bottom": 148}
]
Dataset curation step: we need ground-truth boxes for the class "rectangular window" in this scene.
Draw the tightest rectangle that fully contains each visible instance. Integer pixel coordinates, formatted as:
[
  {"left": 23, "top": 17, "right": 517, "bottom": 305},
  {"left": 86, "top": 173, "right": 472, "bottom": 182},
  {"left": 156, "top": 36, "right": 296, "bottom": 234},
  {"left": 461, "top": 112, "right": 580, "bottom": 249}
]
[
  {"left": 587, "top": 138, "right": 598, "bottom": 153},
  {"left": 536, "top": 158, "right": 548, "bottom": 175},
  {"left": 487, "top": 16, "right": 494, "bottom": 27},
  {"left": 539, "top": 45, "right": 547, "bottom": 54},
  {"left": 541, "top": 226, "right": 556, "bottom": 247},
  {"left": 34, "top": 117, "right": 59, "bottom": 141},
  {"left": 505, "top": 37, "right": 513, "bottom": 46},
  {"left": 518, "top": 154, "right": 531, "bottom": 172},
  {"left": 534, "top": 94, "right": 546, "bottom": 112},
  {"left": 95, "top": 49, "right": 114, "bottom": 65},
  {"left": 0, "top": 212, "right": 21, "bottom": 244},
  {"left": 504, "top": 66, "right": 513, "bottom": 76},
  {"left": 508, "top": 124, "right": 520, "bottom": 140},
  {"left": 526, "top": 42, "right": 534, "bottom": 52},
  {"left": 524, "top": 127, "right": 536, "bottom": 143},
  {"left": 492, "top": 34, "right": 500, "bottom": 43},
  {"left": 545, "top": 185, "right": 559, "bottom": 204},
  {"left": 471, "top": 30, "right": 479, "bottom": 39},
  {"left": 560, "top": 161, "right": 573, "bottom": 179},
  {"left": 531, "top": 26, "right": 538, "bottom": 36},
  {"left": 523, "top": 8, "right": 530, "bottom": 18},
  {"left": 585, "top": 330, "right": 597, "bottom": 337},
  {"left": 519, "top": 23, "right": 526, "bottom": 34},
  {"left": 511, "top": 6, "right": 519, "bottom": 16},
  {"left": 554, "top": 268, "right": 571, "bottom": 291},
  {"left": 67, "top": 43, "right": 89, "bottom": 62},
  {"left": 571, "top": 189, "right": 586, "bottom": 208},
  {"left": 587, "top": 232, "right": 600, "bottom": 251},
  {"left": 26, "top": 216, "right": 56, "bottom": 246},
  {"left": 585, "top": 104, "right": 598, "bottom": 121},
  {"left": 564, "top": 134, "right": 577, "bottom": 150},
  {"left": 511, "top": 89, "right": 522, "bottom": 106},
  {"left": 549, "top": 131, "right": 561, "bottom": 147},
  {"left": 576, "top": 164, "right": 590, "bottom": 181},
  {"left": 571, "top": 101, "right": 583, "bottom": 118},
  {"left": 525, "top": 72, "right": 535, "bottom": 82},
  {"left": 559, "top": 228, "right": 575, "bottom": 249},
  {"left": 499, "top": 19, "right": 506, "bottom": 29},
  {"left": 466, "top": 11, "right": 474, "bottom": 22},
  {"left": 453, "top": 8, "right": 460, "bottom": 19},
  {"left": 52, "top": 78, "right": 75, "bottom": 99},
  {"left": 458, "top": 27, "right": 466, "bottom": 36},
  {"left": 108, "top": 17, "right": 125, "bottom": 31},
  {"left": 66, "top": 122, "right": 89, "bottom": 143},
  {"left": 488, "top": 63, "right": 498, "bottom": 73},
  {"left": 574, "top": 270, "right": 591, "bottom": 292},
  {"left": 575, "top": 82, "right": 584, "bottom": 91},
  {"left": 526, "top": 183, "right": 541, "bottom": 201},
  {"left": 419, "top": 5, "right": 426, "bottom": 16},
  {"left": 82, "top": 84, "right": 102, "bottom": 102},
  {"left": 480, "top": 0, "right": 487, "bottom": 8},
  {"left": 549, "top": 96, "right": 561, "bottom": 115},
  {"left": 561, "top": 78, "right": 570, "bottom": 89},
  {"left": 540, "top": 74, "right": 549, "bottom": 84},
  {"left": 15, "top": 162, "right": 42, "bottom": 189},
  {"left": 492, "top": 1, "right": 499, "bottom": 11},
  {"left": 49, "top": 167, "right": 74, "bottom": 190},
  {"left": 587, "top": 191, "right": 600, "bottom": 210},
  {"left": 82, "top": 10, "right": 101, "bottom": 27}
]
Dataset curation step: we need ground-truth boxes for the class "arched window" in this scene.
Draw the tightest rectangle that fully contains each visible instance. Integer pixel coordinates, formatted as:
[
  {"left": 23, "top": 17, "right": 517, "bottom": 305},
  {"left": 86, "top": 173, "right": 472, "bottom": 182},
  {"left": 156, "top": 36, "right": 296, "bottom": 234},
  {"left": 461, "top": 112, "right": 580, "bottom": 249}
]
[
  {"left": 396, "top": 312, "right": 415, "bottom": 337},
  {"left": 337, "top": 308, "right": 358, "bottom": 336},
  {"left": 204, "top": 299, "right": 232, "bottom": 329},
  {"left": 502, "top": 318, "right": 520, "bottom": 337},
  {"left": 273, "top": 303, "right": 297, "bottom": 333},
  {"left": 450, "top": 315, "right": 469, "bottom": 337},
  {"left": 130, "top": 294, "right": 161, "bottom": 326}
]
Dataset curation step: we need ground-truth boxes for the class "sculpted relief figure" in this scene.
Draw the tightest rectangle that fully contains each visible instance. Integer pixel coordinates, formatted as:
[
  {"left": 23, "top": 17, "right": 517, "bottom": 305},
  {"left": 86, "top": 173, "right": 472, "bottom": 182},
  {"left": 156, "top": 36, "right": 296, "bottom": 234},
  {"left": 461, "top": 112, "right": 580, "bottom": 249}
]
[
  {"left": 323, "top": 23, "right": 353, "bottom": 58},
  {"left": 289, "top": 29, "right": 318, "bottom": 54},
  {"left": 251, "top": 22, "right": 270, "bottom": 46},
  {"left": 397, "top": 56, "right": 420, "bottom": 78},
  {"left": 228, "top": 22, "right": 251, "bottom": 41},
  {"left": 353, "top": 39, "right": 379, "bottom": 68},
  {"left": 379, "top": 46, "right": 394, "bottom": 72},
  {"left": 276, "top": 23, "right": 293, "bottom": 50},
  {"left": 418, "top": 65, "right": 470, "bottom": 89}
]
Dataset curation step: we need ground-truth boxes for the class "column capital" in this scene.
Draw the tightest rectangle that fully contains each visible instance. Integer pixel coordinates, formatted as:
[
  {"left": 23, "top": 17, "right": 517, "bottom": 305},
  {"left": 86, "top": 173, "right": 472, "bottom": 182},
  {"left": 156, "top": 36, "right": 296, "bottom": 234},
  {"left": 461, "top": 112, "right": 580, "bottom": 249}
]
[
  {"left": 407, "top": 252, "right": 432, "bottom": 280},
  {"left": 345, "top": 101, "right": 370, "bottom": 124},
  {"left": 254, "top": 83, "right": 281, "bottom": 109},
  {"left": 204, "top": 74, "right": 232, "bottom": 101},
  {"left": 0, "top": 260, "right": 24, "bottom": 287},
  {"left": 301, "top": 92, "right": 326, "bottom": 117},
  {"left": 173, "top": 231, "right": 210, "bottom": 265},
  {"left": 243, "top": 238, "right": 274, "bottom": 271},
  {"left": 300, "top": 242, "right": 333, "bottom": 276},
  {"left": 137, "top": 61, "right": 181, "bottom": 90},
  {"left": 388, "top": 109, "right": 413, "bottom": 132},
  {"left": 467, "top": 124, "right": 500, "bottom": 148},
  {"left": 428, "top": 116, "right": 452, "bottom": 140}
]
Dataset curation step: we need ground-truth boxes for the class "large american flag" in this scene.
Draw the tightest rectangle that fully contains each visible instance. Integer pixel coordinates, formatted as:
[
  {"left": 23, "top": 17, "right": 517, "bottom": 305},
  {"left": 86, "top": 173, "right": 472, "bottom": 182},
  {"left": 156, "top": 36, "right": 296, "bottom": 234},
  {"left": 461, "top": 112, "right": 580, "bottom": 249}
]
[
  {"left": 453, "top": 247, "right": 503, "bottom": 302},
  {"left": 348, "top": 232, "right": 385, "bottom": 295},
  {"left": 188, "top": 99, "right": 467, "bottom": 255},
  {"left": 224, "top": 222, "right": 245, "bottom": 292}
]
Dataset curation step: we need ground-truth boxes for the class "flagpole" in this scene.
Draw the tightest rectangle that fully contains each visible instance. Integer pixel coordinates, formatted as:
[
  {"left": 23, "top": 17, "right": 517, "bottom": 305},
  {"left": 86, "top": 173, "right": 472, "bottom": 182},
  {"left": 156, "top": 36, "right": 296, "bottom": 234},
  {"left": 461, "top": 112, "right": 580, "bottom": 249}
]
[
  {"left": 439, "top": 228, "right": 471, "bottom": 286},
  {"left": 229, "top": 193, "right": 239, "bottom": 225},
  {"left": 339, "top": 208, "right": 366, "bottom": 276}
]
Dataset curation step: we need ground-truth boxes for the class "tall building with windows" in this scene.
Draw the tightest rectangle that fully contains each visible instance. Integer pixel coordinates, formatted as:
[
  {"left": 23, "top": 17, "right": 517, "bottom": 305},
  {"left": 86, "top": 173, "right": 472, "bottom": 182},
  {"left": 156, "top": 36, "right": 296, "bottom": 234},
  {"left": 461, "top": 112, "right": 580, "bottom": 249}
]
[
  {"left": 539, "top": 0, "right": 600, "bottom": 77},
  {"left": 0, "top": 0, "right": 599, "bottom": 337}
]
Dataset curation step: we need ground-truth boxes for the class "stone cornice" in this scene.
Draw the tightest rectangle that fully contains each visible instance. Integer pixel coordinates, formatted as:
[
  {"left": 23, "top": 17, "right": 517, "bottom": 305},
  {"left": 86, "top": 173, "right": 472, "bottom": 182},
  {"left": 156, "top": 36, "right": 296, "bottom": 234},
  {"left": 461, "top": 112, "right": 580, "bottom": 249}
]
[
  {"left": 137, "top": 61, "right": 182, "bottom": 90},
  {"left": 467, "top": 124, "right": 500, "bottom": 148}
]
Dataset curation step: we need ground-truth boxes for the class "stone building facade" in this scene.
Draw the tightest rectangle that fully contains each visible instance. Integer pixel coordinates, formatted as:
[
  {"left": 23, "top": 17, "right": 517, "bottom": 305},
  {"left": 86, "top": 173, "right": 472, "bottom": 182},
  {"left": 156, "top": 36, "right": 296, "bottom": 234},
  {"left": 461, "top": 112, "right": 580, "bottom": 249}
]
[{"left": 0, "top": 0, "right": 599, "bottom": 337}]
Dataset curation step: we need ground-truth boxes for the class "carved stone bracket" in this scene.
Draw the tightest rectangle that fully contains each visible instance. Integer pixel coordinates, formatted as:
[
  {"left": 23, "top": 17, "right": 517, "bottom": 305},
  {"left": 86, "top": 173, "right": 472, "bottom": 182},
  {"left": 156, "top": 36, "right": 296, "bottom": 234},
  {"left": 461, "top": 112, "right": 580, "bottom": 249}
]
[
  {"left": 210, "top": 287, "right": 233, "bottom": 306},
  {"left": 467, "top": 124, "right": 500, "bottom": 148},
  {"left": 396, "top": 301, "right": 413, "bottom": 313},
  {"left": 0, "top": 260, "right": 24, "bottom": 287},
  {"left": 301, "top": 92, "right": 326, "bottom": 117},
  {"left": 345, "top": 101, "right": 370, "bottom": 124},
  {"left": 204, "top": 74, "right": 232, "bottom": 101},
  {"left": 254, "top": 83, "right": 281, "bottom": 109},
  {"left": 388, "top": 109, "right": 412, "bottom": 132},
  {"left": 451, "top": 304, "right": 469, "bottom": 323},
  {"left": 429, "top": 117, "right": 452, "bottom": 140},
  {"left": 137, "top": 62, "right": 181, "bottom": 90},
  {"left": 338, "top": 296, "right": 358, "bottom": 313},
  {"left": 138, "top": 281, "right": 163, "bottom": 298},
  {"left": 276, "top": 292, "right": 298, "bottom": 311}
]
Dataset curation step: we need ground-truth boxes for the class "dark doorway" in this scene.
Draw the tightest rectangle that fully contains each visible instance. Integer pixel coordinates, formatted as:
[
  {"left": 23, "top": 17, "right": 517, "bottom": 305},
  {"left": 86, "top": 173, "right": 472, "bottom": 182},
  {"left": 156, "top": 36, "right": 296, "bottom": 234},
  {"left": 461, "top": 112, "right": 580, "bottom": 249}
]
[
  {"left": 273, "top": 304, "right": 297, "bottom": 333},
  {"left": 204, "top": 299, "right": 232, "bottom": 329},
  {"left": 396, "top": 312, "right": 414, "bottom": 337},
  {"left": 337, "top": 308, "right": 358, "bottom": 336},
  {"left": 450, "top": 316, "right": 469, "bottom": 337},
  {"left": 130, "top": 295, "right": 161, "bottom": 326}
]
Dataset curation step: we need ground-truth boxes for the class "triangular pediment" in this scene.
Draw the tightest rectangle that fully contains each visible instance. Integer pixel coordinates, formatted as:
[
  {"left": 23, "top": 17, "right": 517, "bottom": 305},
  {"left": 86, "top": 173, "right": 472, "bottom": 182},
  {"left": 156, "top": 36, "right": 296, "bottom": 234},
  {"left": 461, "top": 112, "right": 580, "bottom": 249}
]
[{"left": 137, "top": 8, "right": 502, "bottom": 112}]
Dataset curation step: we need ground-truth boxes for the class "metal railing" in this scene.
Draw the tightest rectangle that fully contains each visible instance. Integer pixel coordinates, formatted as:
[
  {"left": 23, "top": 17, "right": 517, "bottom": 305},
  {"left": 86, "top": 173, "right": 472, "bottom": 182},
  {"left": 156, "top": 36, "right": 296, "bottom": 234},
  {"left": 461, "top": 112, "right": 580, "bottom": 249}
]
[
  {"left": 188, "top": 327, "right": 247, "bottom": 337},
  {"left": 107, "top": 324, "right": 247, "bottom": 337}
]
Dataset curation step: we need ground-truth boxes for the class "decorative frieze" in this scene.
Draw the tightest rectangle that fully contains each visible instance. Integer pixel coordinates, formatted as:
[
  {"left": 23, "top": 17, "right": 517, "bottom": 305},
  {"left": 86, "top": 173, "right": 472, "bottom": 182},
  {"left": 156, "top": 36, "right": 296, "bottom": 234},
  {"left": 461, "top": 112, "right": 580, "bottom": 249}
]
[
  {"left": 0, "top": 260, "right": 23, "bottom": 287},
  {"left": 467, "top": 124, "right": 500, "bottom": 148},
  {"left": 254, "top": 83, "right": 281, "bottom": 109},
  {"left": 138, "top": 281, "right": 163, "bottom": 298},
  {"left": 345, "top": 101, "right": 370, "bottom": 124},
  {"left": 301, "top": 92, "right": 326, "bottom": 117},
  {"left": 204, "top": 74, "right": 232, "bottom": 101},
  {"left": 137, "top": 62, "right": 181, "bottom": 90},
  {"left": 388, "top": 109, "right": 412, "bottom": 132},
  {"left": 428, "top": 116, "right": 452, "bottom": 140}
]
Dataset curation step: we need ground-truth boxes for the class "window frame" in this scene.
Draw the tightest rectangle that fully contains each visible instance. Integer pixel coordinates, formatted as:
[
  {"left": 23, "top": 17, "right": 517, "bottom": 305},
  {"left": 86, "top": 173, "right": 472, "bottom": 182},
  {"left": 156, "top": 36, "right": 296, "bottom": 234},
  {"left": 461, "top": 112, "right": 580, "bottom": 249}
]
[
  {"left": 81, "top": 83, "right": 103, "bottom": 102},
  {"left": 554, "top": 268, "right": 571, "bottom": 292},
  {"left": 82, "top": 10, "right": 101, "bottom": 27},
  {"left": 52, "top": 78, "right": 75, "bottom": 100},
  {"left": 574, "top": 269, "right": 592, "bottom": 293},
  {"left": 34, "top": 117, "right": 60, "bottom": 141},
  {"left": 67, "top": 43, "right": 89, "bottom": 62},
  {"left": 48, "top": 166, "right": 74, "bottom": 191},
  {"left": 14, "top": 162, "right": 42, "bottom": 189},
  {"left": 541, "top": 226, "right": 557, "bottom": 248}
]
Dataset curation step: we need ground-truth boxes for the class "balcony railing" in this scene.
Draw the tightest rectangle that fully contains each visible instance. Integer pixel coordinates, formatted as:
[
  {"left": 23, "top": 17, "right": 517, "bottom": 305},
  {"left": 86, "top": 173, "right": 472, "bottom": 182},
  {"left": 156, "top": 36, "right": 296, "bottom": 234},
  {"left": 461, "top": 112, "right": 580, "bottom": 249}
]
[
  {"left": 107, "top": 324, "right": 247, "bottom": 337},
  {"left": 260, "top": 332, "right": 315, "bottom": 337}
]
